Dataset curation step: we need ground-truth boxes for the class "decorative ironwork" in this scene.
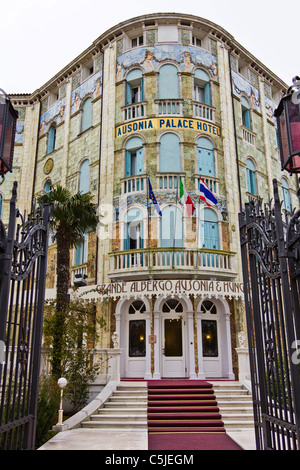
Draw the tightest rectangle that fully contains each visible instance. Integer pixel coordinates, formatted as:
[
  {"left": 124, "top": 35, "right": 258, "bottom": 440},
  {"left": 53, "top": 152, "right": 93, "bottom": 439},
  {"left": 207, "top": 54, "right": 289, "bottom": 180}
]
[
  {"left": 239, "top": 179, "right": 300, "bottom": 450},
  {"left": 0, "top": 182, "right": 51, "bottom": 450}
]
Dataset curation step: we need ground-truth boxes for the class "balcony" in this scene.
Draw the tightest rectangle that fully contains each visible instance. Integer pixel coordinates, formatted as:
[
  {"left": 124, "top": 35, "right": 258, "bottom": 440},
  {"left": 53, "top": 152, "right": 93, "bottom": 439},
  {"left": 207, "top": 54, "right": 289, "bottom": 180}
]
[
  {"left": 193, "top": 102, "right": 215, "bottom": 122},
  {"left": 195, "top": 174, "right": 219, "bottom": 196},
  {"left": 155, "top": 99, "right": 183, "bottom": 116},
  {"left": 122, "top": 102, "right": 146, "bottom": 121},
  {"left": 242, "top": 126, "right": 256, "bottom": 146},
  {"left": 108, "top": 247, "right": 237, "bottom": 281},
  {"left": 121, "top": 174, "right": 147, "bottom": 195}
]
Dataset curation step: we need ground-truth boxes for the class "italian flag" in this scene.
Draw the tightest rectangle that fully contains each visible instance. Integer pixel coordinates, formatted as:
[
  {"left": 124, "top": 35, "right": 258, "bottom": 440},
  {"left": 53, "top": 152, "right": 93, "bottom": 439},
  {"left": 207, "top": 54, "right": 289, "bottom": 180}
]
[{"left": 179, "top": 177, "right": 194, "bottom": 217}]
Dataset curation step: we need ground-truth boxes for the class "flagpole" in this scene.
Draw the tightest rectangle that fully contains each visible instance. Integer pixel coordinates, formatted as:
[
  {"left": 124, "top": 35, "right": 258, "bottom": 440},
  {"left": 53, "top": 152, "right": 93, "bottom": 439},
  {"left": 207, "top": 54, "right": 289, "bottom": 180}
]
[
  {"left": 172, "top": 176, "right": 179, "bottom": 269},
  {"left": 147, "top": 174, "right": 151, "bottom": 271}
]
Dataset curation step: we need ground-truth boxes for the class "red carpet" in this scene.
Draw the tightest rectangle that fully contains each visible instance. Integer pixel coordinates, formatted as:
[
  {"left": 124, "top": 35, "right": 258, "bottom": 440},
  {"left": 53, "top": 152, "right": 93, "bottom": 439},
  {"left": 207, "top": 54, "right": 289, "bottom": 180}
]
[
  {"left": 147, "top": 380, "right": 242, "bottom": 450},
  {"left": 148, "top": 432, "right": 242, "bottom": 450}
]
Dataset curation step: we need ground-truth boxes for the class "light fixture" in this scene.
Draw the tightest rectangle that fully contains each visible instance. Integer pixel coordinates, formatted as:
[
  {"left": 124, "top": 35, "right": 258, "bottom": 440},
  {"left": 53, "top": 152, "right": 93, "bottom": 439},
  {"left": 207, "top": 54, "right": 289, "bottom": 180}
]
[{"left": 274, "top": 77, "right": 300, "bottom": 174}]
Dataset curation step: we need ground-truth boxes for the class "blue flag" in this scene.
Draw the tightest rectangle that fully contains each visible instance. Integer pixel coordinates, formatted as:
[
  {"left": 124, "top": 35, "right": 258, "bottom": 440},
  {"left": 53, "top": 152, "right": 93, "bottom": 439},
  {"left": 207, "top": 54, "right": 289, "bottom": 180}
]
[{"left": 148, "top": 177, "right": 162, "bottom": 216}]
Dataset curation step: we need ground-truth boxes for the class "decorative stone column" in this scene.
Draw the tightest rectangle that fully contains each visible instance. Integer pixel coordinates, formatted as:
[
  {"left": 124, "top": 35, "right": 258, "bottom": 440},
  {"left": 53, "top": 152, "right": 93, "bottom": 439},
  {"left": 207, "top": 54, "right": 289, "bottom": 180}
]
[
  {"left": 196, "top": 311, "right": 205, "bottom": 379},
  {"left": 152, "top": 310, "right": 161, "bottom": 379},
  {"left": 235, "top": 331, "right": 251, "bottom": 381},
  {"left": 144, "top": 310, "right": 152, "bottom": 379},
  {"left": 186, "top": 311, "right": 197, "bottom": 379},
  {"left": 224, "top": 310, "right": 235, "bottom": 380}
]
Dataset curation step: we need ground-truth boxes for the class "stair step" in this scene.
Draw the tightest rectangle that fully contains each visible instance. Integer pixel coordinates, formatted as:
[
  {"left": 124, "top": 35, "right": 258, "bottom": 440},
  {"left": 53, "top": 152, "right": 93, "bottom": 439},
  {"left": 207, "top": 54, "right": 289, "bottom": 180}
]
[
  {"left": 148, "top": 388, "right": 214, "bottom": 394},
  {"left": 148, "top": 412, "right": 222, "bottom": 420},
  {"left": 82, "top": 420, "right": 148, "bottom": 427},
  {"left": 148, "top": 394, "right": 216, "bottom": 400},
  {"left": 148, "top": 406, "right": 219, "bottom": 413},
  {"left": 148, "top": 419, "right": 224, "bottom": 427},
  {"left": 90, "top": 414, "right": 147, "bottom": 421},
  {"left": 148, "top": 400, "right": 217, "bottom": 406},
  {"left": 149, "top": 427, "right": 226, "bottom": 433}
]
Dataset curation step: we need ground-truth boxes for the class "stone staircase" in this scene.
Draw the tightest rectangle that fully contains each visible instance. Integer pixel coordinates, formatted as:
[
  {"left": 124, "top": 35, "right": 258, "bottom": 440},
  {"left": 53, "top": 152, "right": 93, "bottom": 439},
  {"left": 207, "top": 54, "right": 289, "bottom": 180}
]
[
  {"left": 211, "top": 382, "right": 254, "bottom": 431},
  {"left": 81, "top": 382, "right": 148, "bottom": 430}
]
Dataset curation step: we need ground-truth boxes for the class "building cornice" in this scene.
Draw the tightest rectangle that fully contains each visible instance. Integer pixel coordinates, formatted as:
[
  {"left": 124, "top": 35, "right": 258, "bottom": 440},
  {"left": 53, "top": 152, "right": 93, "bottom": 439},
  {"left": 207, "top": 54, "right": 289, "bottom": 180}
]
[{"left": 9, "top": 12, "right": 287, "bottom": 104}]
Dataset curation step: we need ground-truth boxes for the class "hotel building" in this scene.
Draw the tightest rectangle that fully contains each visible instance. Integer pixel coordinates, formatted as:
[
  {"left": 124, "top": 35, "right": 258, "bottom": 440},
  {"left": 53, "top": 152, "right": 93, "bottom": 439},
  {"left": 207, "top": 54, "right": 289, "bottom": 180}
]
[{"left": 2, "top": 13, "right": 298, "bottom": 381}]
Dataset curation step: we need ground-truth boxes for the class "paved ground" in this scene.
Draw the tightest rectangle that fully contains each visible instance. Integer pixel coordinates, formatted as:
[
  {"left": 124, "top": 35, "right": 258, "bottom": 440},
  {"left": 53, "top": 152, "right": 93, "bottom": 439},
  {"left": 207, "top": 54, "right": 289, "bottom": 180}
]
[{"left": 38, "top": 428, "right": 256, "bottom": 451}]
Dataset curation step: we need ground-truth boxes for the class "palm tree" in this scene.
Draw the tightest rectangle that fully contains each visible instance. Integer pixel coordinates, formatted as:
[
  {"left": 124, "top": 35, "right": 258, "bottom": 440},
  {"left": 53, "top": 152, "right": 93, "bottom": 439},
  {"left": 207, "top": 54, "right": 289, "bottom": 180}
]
[{"left": 38, "top": 186, "right": 98, "bottom": 378}]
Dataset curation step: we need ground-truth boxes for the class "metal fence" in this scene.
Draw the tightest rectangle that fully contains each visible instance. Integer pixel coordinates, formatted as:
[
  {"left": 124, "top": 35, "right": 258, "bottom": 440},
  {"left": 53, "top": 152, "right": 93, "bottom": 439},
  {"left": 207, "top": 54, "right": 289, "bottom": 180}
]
[
  {"left": 239, "top": 179, "right": 300, "bottom": 450},
  {"left": 0, "top": 182, "right": 51, "bottom": 450}
]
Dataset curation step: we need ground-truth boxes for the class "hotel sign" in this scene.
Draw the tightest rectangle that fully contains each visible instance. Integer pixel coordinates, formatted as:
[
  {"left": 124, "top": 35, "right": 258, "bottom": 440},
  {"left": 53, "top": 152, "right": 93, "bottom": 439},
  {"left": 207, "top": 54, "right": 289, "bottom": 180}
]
[
  {"left": 116, "top": 118, "right": 221, "bottom": 138},
  {"left": 81, "top": 279, "right": 244, "bottom": 301}
]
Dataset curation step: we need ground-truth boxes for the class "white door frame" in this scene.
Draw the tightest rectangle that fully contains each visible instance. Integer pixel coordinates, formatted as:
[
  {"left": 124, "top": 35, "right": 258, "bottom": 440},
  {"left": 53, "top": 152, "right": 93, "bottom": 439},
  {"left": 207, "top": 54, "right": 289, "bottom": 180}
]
[
  {"left": 196, "top": 297, "right": 235, "bottom": 379},
  {"left": 115, "top": 297, "right": 152, "bottom": 379},
  {"left": 153, "top": 294, "right": 196, "bottom": 379}
]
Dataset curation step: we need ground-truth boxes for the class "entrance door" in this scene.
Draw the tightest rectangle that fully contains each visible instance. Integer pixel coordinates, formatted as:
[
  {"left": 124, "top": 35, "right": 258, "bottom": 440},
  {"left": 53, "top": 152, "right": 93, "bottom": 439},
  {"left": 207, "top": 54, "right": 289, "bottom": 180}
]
[{"left": 161, "top": 299, "right": 186, "bottom": 378}]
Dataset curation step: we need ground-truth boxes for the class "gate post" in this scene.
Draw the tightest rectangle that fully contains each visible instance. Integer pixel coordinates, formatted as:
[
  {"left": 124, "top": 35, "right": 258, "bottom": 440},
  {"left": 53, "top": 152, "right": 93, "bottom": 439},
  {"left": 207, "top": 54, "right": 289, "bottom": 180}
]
[
  {"left": 0, "top": 182, "right": 18, "bottom": 383},
  {"left": 273, "top": 179, "right": 300, "bottom": 444}
]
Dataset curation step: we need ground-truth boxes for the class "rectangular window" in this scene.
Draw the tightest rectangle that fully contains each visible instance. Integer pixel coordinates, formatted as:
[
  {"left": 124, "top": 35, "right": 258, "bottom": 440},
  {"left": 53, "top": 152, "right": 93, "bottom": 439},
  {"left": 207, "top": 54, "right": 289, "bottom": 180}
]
[
  {"left": 129, "top": 320, "right": 146, "bottom": 357},
  {"left": 164, "top": 319, "right": 182, "bottom": 357},
  {"left": 202, "top": 320, "right": 218, "bottom": 357},
  {"left": 131, "top": 36, "right": 143, "bottom": 48}
]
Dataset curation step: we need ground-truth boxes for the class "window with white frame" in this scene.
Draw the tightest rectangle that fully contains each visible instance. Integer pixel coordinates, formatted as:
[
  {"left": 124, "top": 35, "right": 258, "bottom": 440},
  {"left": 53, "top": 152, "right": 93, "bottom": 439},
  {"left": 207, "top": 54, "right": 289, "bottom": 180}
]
[
  {"left": 74, "top": 233, "right": 88, "bottom": 266},
  {"left": 241, "top": 96, "right": 251, "bottom": 130},
  {"left": 47, "top": 125, "right": 56, "bottom": 154},
  {"left": 79, "top": 159, "right": 90, "bottom": 194},
  {"left": 131, "top": 35, "right": 144, "bottom": 48},
  {"left": 81, "top": 97, "right": 93, "bottom": 132},
  {"left": 194, "top": 69, "right": 210, "bottom": 105},
  {"left": 246, "top": 158, "right": 256, "bottom": 195},
  {"left": 281, "top": 178, "right": 291, "bottom": 211}
]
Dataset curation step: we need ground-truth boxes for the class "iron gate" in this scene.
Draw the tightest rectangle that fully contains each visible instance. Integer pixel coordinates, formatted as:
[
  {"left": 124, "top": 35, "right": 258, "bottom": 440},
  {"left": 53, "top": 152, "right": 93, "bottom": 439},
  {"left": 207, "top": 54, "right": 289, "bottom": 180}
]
[
  {"left": 239, "top": 178, "right": 300, "bottom": 450},
  {"left": 0, "top": 182, "right": 51, "bottom": 450}
]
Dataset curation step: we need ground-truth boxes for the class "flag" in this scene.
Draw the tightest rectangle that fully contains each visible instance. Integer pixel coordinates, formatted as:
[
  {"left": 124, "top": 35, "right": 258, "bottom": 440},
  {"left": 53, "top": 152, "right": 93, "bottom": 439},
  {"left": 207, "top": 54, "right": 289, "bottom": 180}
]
[
  {"left": 179, "top": 177, "right": 194, "bottom": 217},
  {"left": 148, "top": 177, "right": 162, "bottom": 216},
  {"left": 199, "top": 178, "right": 218, "bottom": 207}
]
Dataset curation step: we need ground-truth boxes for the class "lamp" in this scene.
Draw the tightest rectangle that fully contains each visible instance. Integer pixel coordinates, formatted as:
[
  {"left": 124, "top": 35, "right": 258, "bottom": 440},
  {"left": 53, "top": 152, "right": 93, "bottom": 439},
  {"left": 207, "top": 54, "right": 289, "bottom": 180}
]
[
  {"left": 57, "top": 377, "right": 68, "bottom": 426},
  {"left": 0, "top": 89, "right": 18, "bottom": 176},
  {"left": 274, "top": 77, "right": 300, "bottom": 174}
]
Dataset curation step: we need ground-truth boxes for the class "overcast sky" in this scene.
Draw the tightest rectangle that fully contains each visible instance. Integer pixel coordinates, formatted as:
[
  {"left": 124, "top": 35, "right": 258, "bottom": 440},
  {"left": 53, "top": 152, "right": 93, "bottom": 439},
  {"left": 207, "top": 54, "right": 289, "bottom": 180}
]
[{"left": 1, "top": 0, "right": 299, "bottom": 94}]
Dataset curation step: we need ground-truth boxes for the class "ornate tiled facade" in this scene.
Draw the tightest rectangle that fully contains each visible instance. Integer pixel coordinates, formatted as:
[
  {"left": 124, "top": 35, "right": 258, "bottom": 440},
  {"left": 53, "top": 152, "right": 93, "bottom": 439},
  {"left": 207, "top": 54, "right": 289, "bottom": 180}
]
[{"left": 2, "top": 13, "right": 299, "bottom": 380}]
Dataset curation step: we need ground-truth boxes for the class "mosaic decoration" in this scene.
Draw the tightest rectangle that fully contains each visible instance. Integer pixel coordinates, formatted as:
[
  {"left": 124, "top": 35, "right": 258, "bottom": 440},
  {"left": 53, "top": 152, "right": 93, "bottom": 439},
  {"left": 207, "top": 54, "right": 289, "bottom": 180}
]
[
  {"left": 15, "top": 120, "right": 24, "bottom": 144},
  {"left": 71, "top": 70, "right": 102, "bottom": 115},
  {"left": 231, "top": 70, "right": 261, "bottom": 113},
  {"left": 265, "top": 95, "right": 277, "bottom": 123},
  {"left": 39, "top": 97, "right": 66, "bottom": 137},
  {"left": 116, "top": 45, "right": 218, "bottom": 82}
]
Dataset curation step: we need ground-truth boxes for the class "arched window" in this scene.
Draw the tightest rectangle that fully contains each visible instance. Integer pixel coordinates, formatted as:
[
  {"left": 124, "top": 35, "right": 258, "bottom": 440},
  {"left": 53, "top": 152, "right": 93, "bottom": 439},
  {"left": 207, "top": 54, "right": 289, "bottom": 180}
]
[
  {"left": 194, "top": 69, "right": 210, "bottom": 105},
  {"left": 160, "top": 205, "right": 183, "bottom": 248},
  {"left": 241, "top": 96, "right": 251, "bottom": 130},
  {"left": 246, "top": 158, "right": 256, "bottom": 195},
  {"left": 44, "top": 180, "right": 52, "bottom": 194},
  {"left": 159, "top": 133, "right": 181, "bottom": 172},
  {"left": 281, "top": 178, "right": 291, "bottom": 211},
  {"left": 196, "top": 137, "right": 215, "bottom": 177},
  {"left": 79, "top": 159, "right": 90, "bottom": 194},
  {"left": 158, "top": 64, "right": 179, "bottom": 99},
  {"left": 125, "top": 137, "right": 144, "bottom": 177},
  {"left": 81, "top": 97, "right": 92, "bottom": 132},
  {"left": 126, "top": 69, "right": 144, "bottom": 105},
  {"left": 124, "top": 208, "right": 144, "bottom": 250},
  {"left": 47, "top": 125, "right": 56, "bottom": 154}
]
